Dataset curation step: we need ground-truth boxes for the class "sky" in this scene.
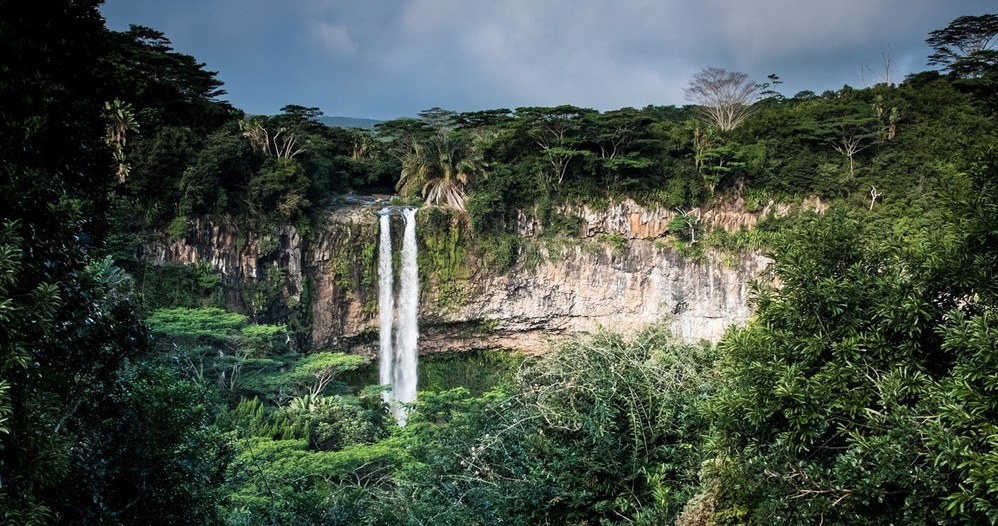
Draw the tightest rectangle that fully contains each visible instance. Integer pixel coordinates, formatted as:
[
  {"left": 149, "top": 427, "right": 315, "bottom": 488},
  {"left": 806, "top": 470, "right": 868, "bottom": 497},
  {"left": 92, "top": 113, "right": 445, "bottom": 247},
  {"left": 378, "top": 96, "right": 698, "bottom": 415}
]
[{"left": 100, "top": 0, "right": 992, "bottom": 120}]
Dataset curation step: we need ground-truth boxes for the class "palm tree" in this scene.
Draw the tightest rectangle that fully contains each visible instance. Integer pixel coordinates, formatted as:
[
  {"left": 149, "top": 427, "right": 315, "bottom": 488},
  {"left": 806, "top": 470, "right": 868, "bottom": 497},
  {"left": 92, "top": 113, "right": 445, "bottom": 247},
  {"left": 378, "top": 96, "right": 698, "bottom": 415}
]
[
  {"left": 396, "top": 133, "right": 486, "bottom": 211},
  {"left": 103, "top": 99, "right": 139, "bottom": 183}
]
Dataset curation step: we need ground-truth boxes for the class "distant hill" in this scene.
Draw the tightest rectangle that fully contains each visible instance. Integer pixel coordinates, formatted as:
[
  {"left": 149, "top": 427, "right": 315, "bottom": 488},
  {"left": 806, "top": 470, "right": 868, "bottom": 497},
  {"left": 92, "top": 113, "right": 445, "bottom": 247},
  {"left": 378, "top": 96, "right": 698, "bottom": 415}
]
[{"left": 318, "top": 116, "right": 384, "bottom": 130}]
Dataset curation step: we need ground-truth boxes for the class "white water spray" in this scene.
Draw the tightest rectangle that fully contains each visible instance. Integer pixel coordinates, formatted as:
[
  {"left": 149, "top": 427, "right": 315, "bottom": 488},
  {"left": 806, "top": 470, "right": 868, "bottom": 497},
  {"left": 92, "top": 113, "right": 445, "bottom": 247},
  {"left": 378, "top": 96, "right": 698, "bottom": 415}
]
[
  {"left": 376, "top": 207, "right": 419, "bottom": 425},
  {"left": 377, "top": 213, "right": 394, "bottom": 409},
  {"left": 394, "top": 208, "right": 419, "bottom": 424}
]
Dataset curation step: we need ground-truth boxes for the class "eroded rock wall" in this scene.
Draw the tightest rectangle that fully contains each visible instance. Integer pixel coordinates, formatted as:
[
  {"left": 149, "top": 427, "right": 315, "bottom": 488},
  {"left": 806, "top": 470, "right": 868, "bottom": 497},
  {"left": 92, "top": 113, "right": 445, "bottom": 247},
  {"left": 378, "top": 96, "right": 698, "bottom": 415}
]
[
  {"left": 144, "top": 201, "right": 772, "bottom": 356},
  {"left": 142, "top": 218, "right": 304, "bottom": 313},
  {"left": 412, "top": 242, "right": 768, "bottom": 355}
]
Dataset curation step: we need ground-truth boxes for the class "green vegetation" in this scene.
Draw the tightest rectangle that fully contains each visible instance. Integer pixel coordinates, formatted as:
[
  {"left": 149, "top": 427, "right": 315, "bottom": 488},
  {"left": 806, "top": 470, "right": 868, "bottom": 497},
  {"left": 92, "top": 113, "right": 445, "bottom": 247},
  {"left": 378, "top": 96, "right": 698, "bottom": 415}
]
[
  {"left": 5, "top": 4, "right": 998, "bottom": 525},
  {"left": 417, "top": 206, "right": 471, "bottom": 308},
  {"left": 597, "top": 232, "right": 630, "bottom": 252},
  {"left": 95, "top": 12, "right": 998, "bottom": 327},
  {"left": 0, "top": 6, "right": 227, "bottom": 523},
  {"left": 694, "top": 159, "right": 998, "bottom": 523},
  {"left": 417, "top": 349, "right": 523, "bottom": 394},
  {"left": 217, "top": 326, "right": 714, "bottom": 526}
]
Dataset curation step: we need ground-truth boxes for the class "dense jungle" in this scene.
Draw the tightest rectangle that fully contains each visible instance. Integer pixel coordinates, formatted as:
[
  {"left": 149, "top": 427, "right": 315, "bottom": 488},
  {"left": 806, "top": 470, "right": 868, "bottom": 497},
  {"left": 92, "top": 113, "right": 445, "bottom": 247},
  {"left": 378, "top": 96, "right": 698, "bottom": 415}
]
[{"left": 3, "top": 2, "right": 998, "bottom": 524}]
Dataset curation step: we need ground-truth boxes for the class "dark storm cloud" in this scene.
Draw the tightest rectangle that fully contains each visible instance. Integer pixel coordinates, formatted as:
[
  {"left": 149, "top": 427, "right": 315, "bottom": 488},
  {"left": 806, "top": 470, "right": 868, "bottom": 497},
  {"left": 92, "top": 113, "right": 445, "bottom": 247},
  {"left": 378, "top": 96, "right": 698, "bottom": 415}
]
[{"left": 102, "top": 0, "right": 991, "bottom": 119}]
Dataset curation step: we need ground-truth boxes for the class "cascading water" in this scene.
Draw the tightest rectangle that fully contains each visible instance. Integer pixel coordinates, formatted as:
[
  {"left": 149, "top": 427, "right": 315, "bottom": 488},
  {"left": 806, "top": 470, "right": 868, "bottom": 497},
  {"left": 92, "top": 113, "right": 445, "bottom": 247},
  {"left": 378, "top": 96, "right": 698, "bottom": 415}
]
[
  {"left": 377, "top": 207, "right": 419, "bottom": 425},
  {"left": 394, "top": 207, "right": 419, "bottom": 424},
  {"left": 377, "top": 212, "right": 394, "bottom": 409}
]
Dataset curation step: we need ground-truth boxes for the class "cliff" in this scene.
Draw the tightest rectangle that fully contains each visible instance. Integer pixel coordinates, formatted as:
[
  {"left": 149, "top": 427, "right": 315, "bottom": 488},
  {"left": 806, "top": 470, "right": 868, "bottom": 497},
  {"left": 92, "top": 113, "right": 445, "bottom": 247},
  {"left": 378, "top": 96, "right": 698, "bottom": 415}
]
[
  {"left": 144, "top": 200, "right": 774, "bottom": 356},
  {"left": 413, "top": 240, "right": 768, "bottom": 354}
]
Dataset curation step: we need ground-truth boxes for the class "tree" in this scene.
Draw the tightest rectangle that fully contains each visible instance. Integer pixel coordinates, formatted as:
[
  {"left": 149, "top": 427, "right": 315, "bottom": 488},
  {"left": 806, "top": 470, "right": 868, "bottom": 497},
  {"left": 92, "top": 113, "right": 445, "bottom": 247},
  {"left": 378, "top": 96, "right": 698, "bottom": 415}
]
[
  {"left": 373, "top": 117, "right": 438, "bottom": 168},
  {"left": 74, "top": 362, "right": 231, "bottom": 525},
  {"left": 269, "top": 352, "right": 365, "bottom": 401},
  {"left": 923, "top": 150, "right": 998, "bottom": 523},
  {"left": 123, "top": 125, "right": 201, "bottom": 226},
  {"left": 593, "top": 108, "right": 657, "bottom": 191},
  {"left": 513, "top": 106, "right": 596, "bottom": 189},
  {"left": 800, "top": 99, "right": 881, "bottom": 178},
  {"left": 703, "top": 210, "right": 954, "bottom": 524},
  {"left": 518, "top": 328, "right": 715, "bottom": 524},
  {"left": 0, "top": 2, "right": 128, "bottom": 520},
  {"left": 239, "top": 105, "right": 324, "bottom": 160},
  {"left": 388, "top": 328, "right": 715, "bottom": 525},
  {"left": 104, "top": 24, "right": 240, "bottom": 229},
  {"left": 927, "top": 14, "right": 998, "bottom": 78},
  {"left": 759, "top": 73, "right": 785, "bottom": 100},
  {"left": 685, "top": 67, "right": 760, "bottom": 131},
  {"left": 397, "top": 133, "right": 487, "bottom": 210},
  {"left": 690, "top": 124, "right": 748, "bottom": 194},
  {"left": 0, "top": 7, "right": 244, "bottom": 521},
  {"left": 453, "top": 108, "right": 514, "bottom": 132},
  {"left": 176, "top": 122, "right": 259, "bottom": 218},
  {"left": 146, "top": 306, "right": 249, "bottom": 343},
  {"left": 695, "top": 147, "right": 998, "bottom": 524},
  {"left": 417, "top": 106, "right": 458, "bottom": 130},
  {"left": 249, "top": 157, "right": 311, "bottom": 220},
  {"left": 103, "top": 25, "right": 236, "bottom": 133},
  {"left": 669, "top": 208, "right": 701, "bottom": 243},
  {"left": 217, "top": 393, "right": 395, "bottom": 525},
  {"left": 104, "top": 99, "right": 140, "bottom": 183}
]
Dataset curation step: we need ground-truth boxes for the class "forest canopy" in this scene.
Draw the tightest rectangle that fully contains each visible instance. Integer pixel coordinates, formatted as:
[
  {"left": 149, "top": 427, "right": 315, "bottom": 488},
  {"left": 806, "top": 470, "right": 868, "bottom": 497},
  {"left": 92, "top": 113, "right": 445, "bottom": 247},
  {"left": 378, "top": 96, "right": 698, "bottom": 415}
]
[{"left": 2, "top": 2, "right": 998, "bottom": 525}]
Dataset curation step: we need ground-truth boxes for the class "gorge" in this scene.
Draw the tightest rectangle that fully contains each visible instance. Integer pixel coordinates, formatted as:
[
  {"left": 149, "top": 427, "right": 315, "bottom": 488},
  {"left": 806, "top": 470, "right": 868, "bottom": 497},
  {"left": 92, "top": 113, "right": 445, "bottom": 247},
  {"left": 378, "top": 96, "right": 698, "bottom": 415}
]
[{"left": 143, "top": 199, "right": 775, "bottom": 358}]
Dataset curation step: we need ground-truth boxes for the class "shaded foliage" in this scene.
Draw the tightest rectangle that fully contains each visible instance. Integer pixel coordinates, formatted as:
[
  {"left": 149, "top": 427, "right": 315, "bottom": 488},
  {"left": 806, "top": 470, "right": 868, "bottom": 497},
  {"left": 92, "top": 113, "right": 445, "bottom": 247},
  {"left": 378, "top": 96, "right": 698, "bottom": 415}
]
[
  {"left": 0, "top": 4, "right": 232, "bottom": 524},
  {"left": 700, "top": 153, "right": 998, "bottom": 525}
]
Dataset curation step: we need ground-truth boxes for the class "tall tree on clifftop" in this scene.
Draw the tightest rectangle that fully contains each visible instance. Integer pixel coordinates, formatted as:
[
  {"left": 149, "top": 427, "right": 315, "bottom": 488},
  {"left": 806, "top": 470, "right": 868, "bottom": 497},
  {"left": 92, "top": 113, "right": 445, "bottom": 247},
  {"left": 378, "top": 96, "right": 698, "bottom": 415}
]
[
  {"left": 685, "top": 67, "right": 760, "bottom": 131},
  {"left": 927, "top": 13, "right": 998, "bottom": 78},
  {"left": 512, "top": 106, "right": 596, "bottom": 190}
]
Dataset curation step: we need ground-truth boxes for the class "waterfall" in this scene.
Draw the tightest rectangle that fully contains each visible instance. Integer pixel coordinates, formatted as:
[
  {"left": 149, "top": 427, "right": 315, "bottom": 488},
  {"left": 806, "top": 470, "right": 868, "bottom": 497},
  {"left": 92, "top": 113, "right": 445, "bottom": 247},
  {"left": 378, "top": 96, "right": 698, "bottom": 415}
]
[
  {"left": 377, "top": 207, "right": 419, "bottom": 425},
  {"left": 377, "top": 213, "right": 394, "bottom": 409},
  {"left": 394, "top": 207, "right": 419, "bottom": 424}
]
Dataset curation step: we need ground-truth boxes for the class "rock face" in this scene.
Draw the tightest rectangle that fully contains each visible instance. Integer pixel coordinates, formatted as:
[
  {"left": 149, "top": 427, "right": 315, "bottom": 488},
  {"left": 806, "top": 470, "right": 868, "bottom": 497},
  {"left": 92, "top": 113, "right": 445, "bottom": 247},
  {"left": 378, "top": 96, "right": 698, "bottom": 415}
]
[
  {"left": 142, "top": 218, "right": 305, "bottom": 314},
  {"left": 417, "top": 198, "right": 775, "bottom": 354},
  {"left": 413, "top": 242, "right": 768, "bottom": 355},
  {"left": 144, "top": 201, "right": 772, "bottom": 357}
]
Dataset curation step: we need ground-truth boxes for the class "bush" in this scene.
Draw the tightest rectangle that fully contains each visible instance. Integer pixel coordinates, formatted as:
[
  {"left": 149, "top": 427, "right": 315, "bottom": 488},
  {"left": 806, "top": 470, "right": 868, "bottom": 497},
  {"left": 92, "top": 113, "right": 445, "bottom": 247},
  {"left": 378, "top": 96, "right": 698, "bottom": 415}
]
[
  {"left": 477, "top": 232, "right": 521, "bottom": 272},
  {"left": 167, "top": 215, "right": 189, "bottom": 240},
  {"left": 388, "top": 327, "right": 716, "bottom": 525},
  {"left": 702, "top": 210, "right": 956, "bottom": 524}
]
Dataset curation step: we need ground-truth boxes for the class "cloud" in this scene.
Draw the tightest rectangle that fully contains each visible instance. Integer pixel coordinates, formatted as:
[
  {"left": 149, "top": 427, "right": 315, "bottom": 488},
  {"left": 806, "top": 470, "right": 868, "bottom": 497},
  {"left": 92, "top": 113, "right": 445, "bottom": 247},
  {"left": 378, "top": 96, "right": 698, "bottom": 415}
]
[
  {"left": 102, "top": 0, "right": 991, "bottom": 118},
  {"left": 377, "top": 0, "right": 694, "bottom": 109},
  {"left": 311, "top": 21, "right": 359, "bottom": 58}
]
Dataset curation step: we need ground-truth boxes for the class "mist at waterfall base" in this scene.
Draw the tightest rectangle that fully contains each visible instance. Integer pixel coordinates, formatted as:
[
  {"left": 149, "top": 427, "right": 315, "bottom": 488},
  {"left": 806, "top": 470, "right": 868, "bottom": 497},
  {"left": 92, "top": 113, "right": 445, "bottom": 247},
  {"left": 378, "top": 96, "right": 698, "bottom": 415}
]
[
  {"left": 378, "top": 207, "right": 419, "bottom": 425},
  {"left": 341, "top": 349, "right": 521, "bottom": 401}
]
